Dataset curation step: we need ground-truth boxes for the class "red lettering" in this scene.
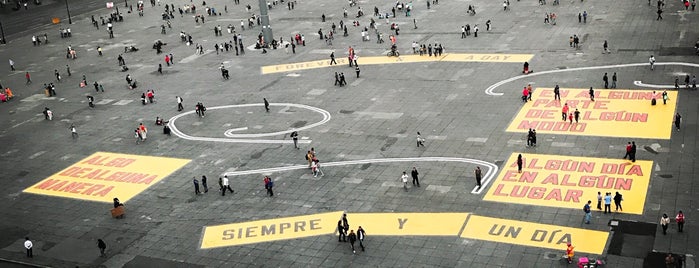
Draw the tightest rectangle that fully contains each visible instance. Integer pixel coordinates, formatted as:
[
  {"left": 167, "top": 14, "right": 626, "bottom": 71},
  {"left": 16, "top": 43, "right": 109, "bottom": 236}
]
[
  {"left": 69, "top": 167, "right": 91, "bottom": 178},
  {"left": 139, "top": 175, "right": 158, "bottom": 184},
  {"left": 82, "top": 155, "right": 108, "bottom": 166},
  {"left": 93, "top": 186, "right": 114, "bottom": 197},
  {"left": 34, "top": 178, "right": 62, "bottom": 189},
  {"left": 492, "top": 184, "right": 509, "bottom": 196},
  {"left": 544, "top": 188, "right": 561, "bottom": 201},
  {"left": 502, "top": 171, "right": 520, "bottom": 182},
  {"left": 82, "top": 184, "right": 104, "bottom": 195},
  {"left": 626, "top": 165, "right": 644, "bottom": 176},
  {"left": 540, "top": 174, "right": 559, "bottom": 185},
  {"left": 59, "top": 166, "right": 82, "bottom": 177},
  {"left": 104, "top": 158, "right": 136, "bottom": 168},
  {"left": 527, "top": 187, "right": 546, "bottom": 199}
]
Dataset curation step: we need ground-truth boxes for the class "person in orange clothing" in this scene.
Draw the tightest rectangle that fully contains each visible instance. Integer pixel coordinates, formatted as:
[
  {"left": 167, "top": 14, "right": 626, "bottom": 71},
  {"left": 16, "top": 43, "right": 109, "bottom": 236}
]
[
  {"left": 522, "top": 87, "right": 528, "bottom": 102},
  {"left": 5, "top": 88, "right": 13, "bottom": 99},
  {"left": 138, "top": 123, "right": 148, "bottom": 140},
  {"left": 561, "top": 103, "right": 569, "bottom": 121},
  {"left": 566, "top": 243, "right": 575, "bottom": 263}
]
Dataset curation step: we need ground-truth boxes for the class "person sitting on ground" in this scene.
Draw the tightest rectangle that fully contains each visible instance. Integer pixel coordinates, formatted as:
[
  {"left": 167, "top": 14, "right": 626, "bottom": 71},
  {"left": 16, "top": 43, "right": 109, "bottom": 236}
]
[{"left": 155, "top": 116, "right": 164, "bottom": 125}]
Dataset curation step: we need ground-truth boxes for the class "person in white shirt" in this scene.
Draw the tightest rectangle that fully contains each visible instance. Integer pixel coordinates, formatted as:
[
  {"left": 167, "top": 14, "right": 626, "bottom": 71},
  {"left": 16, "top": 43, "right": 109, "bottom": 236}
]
[
  {"left": 221, "top": 175, "right": 234, "bottom": 196},
  {"left": 24, "top": 237, "right": 33, "bottom": 258},
  {"left": 401, "top": 172, "right": 409, "bottom": 190}
]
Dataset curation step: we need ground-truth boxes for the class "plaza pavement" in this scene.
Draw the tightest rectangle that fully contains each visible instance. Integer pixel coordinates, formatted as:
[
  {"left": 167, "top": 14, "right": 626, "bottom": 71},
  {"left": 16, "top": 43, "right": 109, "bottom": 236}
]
[{"left": 0, "top": 0, "right": 698, "bottom": 267}]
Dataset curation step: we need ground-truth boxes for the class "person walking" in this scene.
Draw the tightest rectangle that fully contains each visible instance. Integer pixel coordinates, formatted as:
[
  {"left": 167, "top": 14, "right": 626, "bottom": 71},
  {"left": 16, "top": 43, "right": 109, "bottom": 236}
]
[
  {"left": 264, "top": 98, "right": 270, "bottom": 112},
  {"left": 649, "top": 55, "right": 656, "bottom": 70},
  {"left": 337, "top": 220, "right": 347, "bottom": 242},
  {"left": 357, "top": 226, "right": 366, "bottom": 251},
  {"left": 596, "top": 192, "right": 603, "bottom": 210},
  {"left": 675, "top": 211, "right": 685, "bottom": 232},
  {"left": 97, "top": 239, "right": 107, "bottom": 257},
  {"left": 193, "top": 177, "right": 201, "bottom": 195},
  {"left": 604, "top": 192, "right": 612, "bottom": 214},
  {"left": 589, "top": 87, "right": 595, "bottom": 101},
  {"left": 221, "top": 175, "right": 234, "bottom": 196},
  {"left": 70, "top": 124, "right": 78, "bottom": 139},
  {"left": 176, "top": 96, "right": 184, "bottom": 111},
  {"left": 348, "top": 230, "right": 357, "bottom": 254},
  {"left": 411, "top": 167, "right": 420, "bottom": 187},
  {"left": 554, "top": 85, "right": 561, "bottom": 100},
  {"left": 24, "top": 237, "right": 33, "bottom": 258},
  {"left": 583, "top": 200, "right": 592, "bottom": 224},
  {"left": 200, "top": 175, "right": 208, "bottom": 193},
  {"left": 674, "top": 113, "right": 681, "bottom": 131},
  {"left": 662, "top": 90, "right": 668, "bottom": 104},
  {"left": 416, "top": 132, "right": 425, "bottom": 147},
  {"left": 25, "top": 72, "right": 32, "bottom": 85},
  {"left": 474, "top": 166, "right": 482, "bottom": 188},
  {"left": 264, "top": 176, "right": 274, "bottom": 196},
  {"left": 611, "top": 72, "right": 617, "bottom": 88},
  {"left": 401, "top": 171, "right": 409, "bottom": 191},
  {"left": 630, "top": 141, "right": 637, "bottom": 162},
  {"left": 603, "top": 40, "right": 610, "bottom": 54},
  {"left": 9, "top": 59, "right": 15, "bottom": 71},
  {"left": 613, "top": 192, "right": 623, "bottom": 212},
  {"left": 517, "top": 154, "right": 523, "bottom": 173},
  {"left": 329, "top": 52, "right": 337, "bottom": 65},
  {"left": 660, "top": 214, "right": 670, "bottom": 235}
]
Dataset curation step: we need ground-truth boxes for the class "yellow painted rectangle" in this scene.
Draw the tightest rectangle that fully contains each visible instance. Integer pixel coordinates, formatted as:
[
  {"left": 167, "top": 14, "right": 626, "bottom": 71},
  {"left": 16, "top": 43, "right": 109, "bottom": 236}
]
[
  {"left": 507, "top": 88, "right": 678, "bottom": 139},
  {"left": 200, "top": 211, "right": 344, "bottom": 249},
  {"left": 349, "top": 213, "right": 469, "bottom": 236},
  {"left": 461, "top": 215, "right": 608, "bottom": 254},
  {"left": 260, "top": 53, "right": 534, "bottom": 74},
  {"left": 484, "top": 153, "right": 652, "bottom": 215},
  {"left": 23, "top": 152, "right": 191, "bottom": 203}
]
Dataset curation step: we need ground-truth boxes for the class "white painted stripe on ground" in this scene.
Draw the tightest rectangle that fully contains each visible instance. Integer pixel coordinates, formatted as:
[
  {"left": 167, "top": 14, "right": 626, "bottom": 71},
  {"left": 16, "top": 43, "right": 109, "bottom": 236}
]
[
  {"left": 169, "top": 103, "right": 330, "bottom": 143},
  {"left": 95, "top": 99, "right": 114, "bottom": 105},
  {"left": 425, "top": 185, "right": 452, "bottom": 194},
  {"left": 342, "top": 178, "right": 364, "bottom": 184},
  {"left": 427, "top": 135, "right": 447, "bottom": 140},
  {"left": 112, "top": 100, "right": 134, "bottom": 105},
  {"left": 551, "top": 142, "right": 575, "bottom": 148},
  {"left": 466, "top": 137, "right": 488, "bottom": 143},
  {"left": 633, "top": 81, "right": 678, "bottom": 88},
  {"left": 28, "top": 151, "right": 46, "bottom": 159},
  {"left": 485, "top": 62, "right": 699, "bottom": 96},
  {"left": 221, "top": 157, "right": 499, "bottom": 194}
]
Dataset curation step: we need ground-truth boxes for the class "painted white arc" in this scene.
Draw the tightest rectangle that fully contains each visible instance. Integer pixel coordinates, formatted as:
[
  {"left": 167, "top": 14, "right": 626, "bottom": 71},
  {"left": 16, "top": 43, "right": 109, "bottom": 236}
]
[
  {"left": 222, "top": 157, "right": 499, "bottom": 195},
  {"left": 485, "top": 62, "right": 699, "bottom": 96},
  {"left": 168, "top": 103, "right": 331, "bottom": 144},
  {"left": 633, "top": 81, "right": 678, "bottom": 89}
]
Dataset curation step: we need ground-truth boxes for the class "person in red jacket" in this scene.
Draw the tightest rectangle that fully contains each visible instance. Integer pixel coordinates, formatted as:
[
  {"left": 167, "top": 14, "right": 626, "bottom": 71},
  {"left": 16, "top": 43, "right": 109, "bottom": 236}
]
[
  {"left": 562, "top": 103, "right": 569, "bottom": 121},
  {"left": 522, "top": 87, "right": 528, "bottom": 102}
]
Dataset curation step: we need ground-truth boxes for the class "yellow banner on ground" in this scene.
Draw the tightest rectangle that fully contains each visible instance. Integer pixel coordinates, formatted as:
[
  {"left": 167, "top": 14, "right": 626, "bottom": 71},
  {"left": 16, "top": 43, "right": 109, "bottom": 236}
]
[
  {"left": 349, "top": 213, "right": 469, "bottom": 236},
  {"left": 261, "top": 53, "right": 534, "bottom": 74},
  {"left": 484, "top": 153, "right": 652, "bottom": 214},
  {"left": 200, "top": 211, "right": 344, "bottom": 249},
  {"left": 461, "top": 215, "right": 608, "bottom": 254},
  {"left": 507, "top": 88, "right": 678, "bottom": 139},
  {"left": 23, "top": 152, "right": 190, "bottom": 203}
]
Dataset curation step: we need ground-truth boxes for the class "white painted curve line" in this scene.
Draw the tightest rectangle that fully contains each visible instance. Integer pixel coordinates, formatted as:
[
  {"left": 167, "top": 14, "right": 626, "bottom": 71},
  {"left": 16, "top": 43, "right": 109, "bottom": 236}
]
[
  {"left": 168, "top": 103, "right": 331, "bottom": 144},
  {"left": 485, "top": 62, "right": 699, "bottom": 96},
  {"left": 222, "top": 157, "right": 499, "bottom": 195},
  {"left": 633, "top": 81, "right": 676, "bottom": 89}
]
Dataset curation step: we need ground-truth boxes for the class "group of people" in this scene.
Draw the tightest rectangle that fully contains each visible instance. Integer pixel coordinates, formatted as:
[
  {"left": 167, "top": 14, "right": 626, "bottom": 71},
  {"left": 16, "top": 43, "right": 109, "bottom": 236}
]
[{"left": 336, "top": 214, "right": 366, "bottom": 254}]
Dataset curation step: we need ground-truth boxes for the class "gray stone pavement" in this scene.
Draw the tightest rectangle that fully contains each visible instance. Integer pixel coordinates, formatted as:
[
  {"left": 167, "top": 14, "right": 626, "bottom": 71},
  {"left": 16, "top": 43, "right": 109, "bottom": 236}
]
[{"left": 0, "top": 0, "right": 697, "bottom": 267}]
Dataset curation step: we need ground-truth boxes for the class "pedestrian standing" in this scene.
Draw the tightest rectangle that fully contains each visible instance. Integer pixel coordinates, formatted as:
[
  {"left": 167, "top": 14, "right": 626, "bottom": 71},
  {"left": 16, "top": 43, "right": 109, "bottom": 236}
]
[
  {"left": 357, "top": 226, "right": 366, "bottom": 251},
  {"left": 611, "top": 72, "right": 617, "bottom": 88},
  {"left": 583, "top": 200, "right": 592, "bottom": 224},
  {"left": 221, "top": 175, "right": 234, "bottom": 196},
  {"left": 66, "top": 65, "right": 71, "bottom": 76},
  {"left": 562, "top": 103, "right": 569, "bottom": 121},
  {"left": 266, "top": 177, "right": 274, "bottom": 196},
  {"left": 649, "top": 55, "right": 656, "bottom": 70},
  {"left": 411, "top": 167, "right": 420, "bottom": 187},
  {"left": 603, "top": 40, "right": 610, "bottom": 54},
  {"left": 70, "top": 124, "right": 78, "bottom": 139},
  {"left": 662, "top": 90, "right": 668, "bottom": 104},
  {"left": 176, "top": 96, "right": 184, "bottom": 111},
  {"left": 98, "top": 46, "right": 103, "bottom": 56},
  {"left": 474, "top": 166, "right": 482, "bottom": 188},
  {"left": 24, "top": 237, "right": 33, "bottom": 258},
  {"left": 589, "top": 87, "right": 595, "bottom": 101},
  {"left": 603, "top": 73, "right": 609, "bottom": 88},
  {"left": 613, "top": 192, "right": 623, "bottom": 211},
  {"left": 660, "top": 214, "right": 670, "bottom": 235},
  {"left": 97, "top": 239, "right": 107, "bottom": 257},
  {"left": 348, "top": 230, "right": 357, "bottom": 254},
  {"left": 355, "top": 66, "right": 360, "bottom": 78},
  {"left": 193, "top": 177, "right": 201, "bottom": 194},
  {"left": 516, "top": 154, "right": 523, "bottom": 173},
  {"left": 401, "top": 171, "right": 409, "bottom": 191},
  {"left": 9, "top": 59, "right": 15, "bottom": 71},
  {"left": 630, "top": 141, "right": 637, "bottom": 162},
  {"left": 25, "top": 72, "right": 32, "bottom": 85},
  {"left": 290, "top": 131, "right": 299, "bottom": 149},
  {"left": 604, "top": 192, "right": 612, "bottom": 213},
  {"left": 675, "top": 211, "right": 685, "bottom": 232},
  {"left": 574, "top": 109, "right": 580, "bottom": 123},
  {"left": 596, "top": 192, "right": 602, "bottom": 210},
  {"left": 554, "top": 85, "right": 561, "bottom": 100},
  {"left": 158, "top": 64, "right": 162, "bottom": 74},
  {"left": 201, "top": 175, "right": 208, "bottom": 193},
  {"left": 218, "top": 177, "right": 224, "bottom": 192},
  {"left": 674, "top": 113, "right": 681, "bottom": 131},
  {"left": 264, "top": 98, "right": 270, "bottom": 112}
]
